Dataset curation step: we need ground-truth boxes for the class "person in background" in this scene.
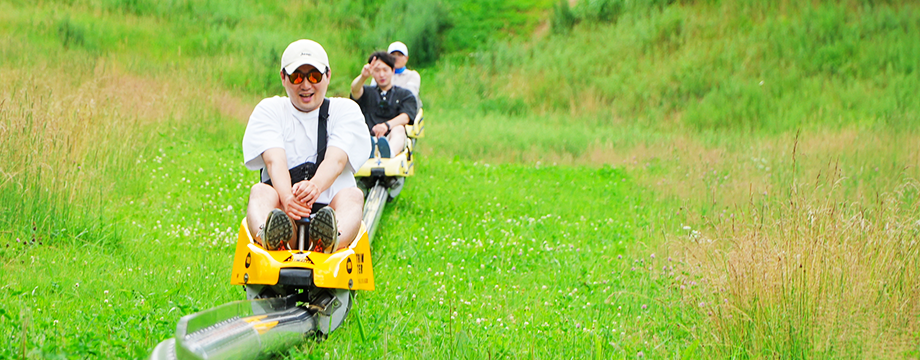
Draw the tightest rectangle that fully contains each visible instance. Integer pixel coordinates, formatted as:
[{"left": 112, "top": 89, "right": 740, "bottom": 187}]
[
  {"left": 371, "top": 41, "right": 421, "bottom": 107},
  {"left": 242, "top": 39, "right": 370, "bottom": 253},
  {"left": 351, "top": 51, "right": 418, "bottom": 158}
]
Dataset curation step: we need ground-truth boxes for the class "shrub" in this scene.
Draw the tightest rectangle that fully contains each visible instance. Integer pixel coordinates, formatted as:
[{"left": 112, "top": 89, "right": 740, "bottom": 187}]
[
  {"left": 576, "top": 0, "right": 624, "bottom": 23},
  {"left": 355, "top": 0, "right": 450, "bottom": 67},
  {"left": 57, "top": 16, "right": 85, "bottom": 49},
  {"left": 552, "top": 0, "right": 577, "bottom": 34}
]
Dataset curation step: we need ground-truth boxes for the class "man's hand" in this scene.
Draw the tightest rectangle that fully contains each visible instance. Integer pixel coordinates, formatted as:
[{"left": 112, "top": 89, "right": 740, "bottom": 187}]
[
  {"left": 351, "top": 56, "right": 378, "bottom": 100},
  {"left": 292, "top": 179, "right": 320, "bottom": 209},
  {"left": 280, "top": 192, "right": 311, "bottom": 220},
  {"left": 371, "top": 122, "right": 388, "bottom": 138},
  {"left": 360, "top": 59, "right": 375, "bottom": 79}
]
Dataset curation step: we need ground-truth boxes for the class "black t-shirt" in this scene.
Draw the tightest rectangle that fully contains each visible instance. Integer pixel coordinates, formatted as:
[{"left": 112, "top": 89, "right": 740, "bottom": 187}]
[{"left": 352, "top": 85, "right": 418, "bottom": 132}]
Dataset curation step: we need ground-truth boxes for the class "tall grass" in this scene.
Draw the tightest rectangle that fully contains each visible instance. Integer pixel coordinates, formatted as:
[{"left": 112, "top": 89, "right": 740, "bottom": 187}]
[
  {"left": 0, "top": 58, "right": 151, "bottom": 249},
  {"left": 439, "top": 1, "right": 919, "bottom": 136},
  {"left": 0, "top": 28, "right": 254, "bottom": 250},
  {"left": 671, "top": 151, "right": 920, "bottom": 358}
]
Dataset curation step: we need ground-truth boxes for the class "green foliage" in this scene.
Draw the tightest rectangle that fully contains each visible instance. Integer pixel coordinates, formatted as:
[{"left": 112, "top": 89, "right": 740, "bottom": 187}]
[
  {"left": 356, "top": 0, "right": 451, "bottom": 67},
  {"left": 2, "top": 1, "right": 919, "bottom": 358},
  {"left": 453, "top": 1, "right": 920, "bottom": 134},
  {"left": 577, "top": 0, "right": 625, "bottom": 23},
  {"left": 56, "top": 16, "right": 86, "bottom": 49},
  {"left": 440, "top": 0, "right": 554, "bottom": 54},
  {"left": 552, "top": 0, "right": 577, "bottom": 34}
]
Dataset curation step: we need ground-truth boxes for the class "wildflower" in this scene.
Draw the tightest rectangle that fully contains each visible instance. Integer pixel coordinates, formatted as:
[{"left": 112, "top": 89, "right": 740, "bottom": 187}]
[
  {"left": 650, "top": 254, "right": 655, "bottom": 259},
  {"left": 641, "top": 304, "right": 647, "bottom": 310},
  {"left": 617, "top": 254, "right": 623, "bottom": 259}
]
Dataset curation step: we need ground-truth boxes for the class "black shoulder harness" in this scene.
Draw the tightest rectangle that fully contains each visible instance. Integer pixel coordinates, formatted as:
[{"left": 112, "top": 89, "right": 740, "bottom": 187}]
[{"left": 261, "top": 98, "right": 330, "bottom": 186}]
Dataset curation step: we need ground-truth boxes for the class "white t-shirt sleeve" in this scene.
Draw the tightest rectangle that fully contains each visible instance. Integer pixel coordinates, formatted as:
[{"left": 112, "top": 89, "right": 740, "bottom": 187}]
[
  {"left": 404, "top": 70, "right": 421, "bottom": 96},
  {"left": 327, "top": 98, "right": 372, "bottom": 174},
  {"left": 242, "top": 97, "right": 285, "bottom": 170}
]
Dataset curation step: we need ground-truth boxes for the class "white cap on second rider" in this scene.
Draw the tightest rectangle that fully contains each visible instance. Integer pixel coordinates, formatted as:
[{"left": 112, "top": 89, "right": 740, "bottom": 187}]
[{"left": 387, "top": 41, "right": 408, "bottom": 56}]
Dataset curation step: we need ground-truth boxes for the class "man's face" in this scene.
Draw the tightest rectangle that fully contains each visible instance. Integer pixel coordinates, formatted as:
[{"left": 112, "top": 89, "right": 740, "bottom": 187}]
[
  {"left": 391, "top": 51, "right": 408, "bottom": 69},
  {"left": 372, "top": 61, "right": 394, "bottom": 90},
  {"left": 281, "top": 64, "right": 329, "bottom": 112}
]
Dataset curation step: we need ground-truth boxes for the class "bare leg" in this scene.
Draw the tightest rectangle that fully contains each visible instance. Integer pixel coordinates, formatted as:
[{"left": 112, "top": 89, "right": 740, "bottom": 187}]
[
  {"left": 329, "top": 187, "right": 364, "bottom": 250},
  {"left": 386, "top": 125, "right": 407, "bottom": 154},
  {"left": 246, "top": 183, "right": 282, "bottom": 242}
]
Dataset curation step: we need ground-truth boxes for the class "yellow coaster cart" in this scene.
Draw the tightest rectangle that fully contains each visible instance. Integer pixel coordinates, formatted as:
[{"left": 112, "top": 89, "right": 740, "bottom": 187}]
[
  {"left": 356, "top": 108, "right": 424, "bottom": 241},
  {"left": 150, "top": 110, "right": 425, "bottom": 360}
]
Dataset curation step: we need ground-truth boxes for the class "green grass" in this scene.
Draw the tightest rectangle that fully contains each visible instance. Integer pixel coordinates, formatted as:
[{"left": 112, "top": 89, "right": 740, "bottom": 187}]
[
  {"left": 2, "top": 0, "right": 919, "bottom": 358},
  {"left": 323, "top": 159, "right": 691, "bottom": 358}
]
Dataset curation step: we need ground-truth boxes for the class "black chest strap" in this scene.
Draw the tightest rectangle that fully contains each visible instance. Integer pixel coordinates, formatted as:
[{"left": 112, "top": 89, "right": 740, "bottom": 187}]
[
  {"left": 262, "top": 98, "right": 330, "bottom": 186},
  {"left": 316, "top": 98, "right": 329, "bottom": 165}
]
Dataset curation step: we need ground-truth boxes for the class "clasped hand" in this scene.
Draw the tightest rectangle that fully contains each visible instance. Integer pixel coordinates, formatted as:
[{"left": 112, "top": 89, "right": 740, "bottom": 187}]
[{"left": 281, "top": 180, "right": 320, "bottom": 220}]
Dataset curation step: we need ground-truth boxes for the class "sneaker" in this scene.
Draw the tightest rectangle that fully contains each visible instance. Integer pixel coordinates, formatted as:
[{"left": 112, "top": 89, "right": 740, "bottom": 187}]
[
  {"left": 376, "top": 137, "right": 391, "bottom": 158},
  {"left": 369, "top": 137, "right": 377, "bottom": 158},
  {"left": 310, "top": 207, "right": 340, "bottom": 254},
  {"left": 257, "top": 209, "right": 293, "bottom": 251}
]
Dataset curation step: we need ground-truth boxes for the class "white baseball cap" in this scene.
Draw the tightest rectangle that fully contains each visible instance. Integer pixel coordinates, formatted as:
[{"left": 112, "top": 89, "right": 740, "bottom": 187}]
[
  {"left": 387, "top": 41, "right": 409, "bottom": 56},
  {"left": 281, "top": 39, "right": 329, "bottom": 74}
]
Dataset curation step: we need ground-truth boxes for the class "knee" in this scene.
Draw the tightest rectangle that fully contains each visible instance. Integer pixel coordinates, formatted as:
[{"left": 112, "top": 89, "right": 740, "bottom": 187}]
[
  {"left": 331, "top": 187, "right": 364, "bottom": 210},
  {"left": 337, "top": 187, "right": 364, "bottom": 204},
  {"left": 249, "top": 182, "right": 277, "bottom": 202}
]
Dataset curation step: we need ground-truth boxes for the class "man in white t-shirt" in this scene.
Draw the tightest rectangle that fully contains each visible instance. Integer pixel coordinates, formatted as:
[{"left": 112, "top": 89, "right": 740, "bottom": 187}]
[
  {"left": 371, "top": 41, "right": 421, "bottom": 107},
  {"left": 242, "top": 39, "right": 370, "bottom": 253}
]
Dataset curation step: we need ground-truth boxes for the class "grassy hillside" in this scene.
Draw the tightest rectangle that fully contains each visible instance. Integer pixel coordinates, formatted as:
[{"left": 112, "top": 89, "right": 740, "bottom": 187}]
[{"left": 1, "top": 0, "right": 918, "bottom": 358}]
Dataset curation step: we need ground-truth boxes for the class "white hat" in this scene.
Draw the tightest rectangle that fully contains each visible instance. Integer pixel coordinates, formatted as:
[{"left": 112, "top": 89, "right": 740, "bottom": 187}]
[
  {"left": 281, "top": 39, "right": 329, "bottom": 74},
  {"left": 387, "top": 41, "right": 409, "bottom": 56}
]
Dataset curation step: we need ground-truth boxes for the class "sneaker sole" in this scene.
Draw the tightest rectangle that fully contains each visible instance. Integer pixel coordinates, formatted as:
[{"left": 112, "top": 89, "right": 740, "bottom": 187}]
[
  {"left": 263, "top": 209, "right": 293, "bottom": 250},
  {"left": 311, "top": 207, "right": 338, "bottom": 253}
]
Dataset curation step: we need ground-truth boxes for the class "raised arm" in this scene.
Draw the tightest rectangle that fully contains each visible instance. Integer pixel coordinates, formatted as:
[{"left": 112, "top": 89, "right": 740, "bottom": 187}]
[{"left": 350, "top": 58, "right": 376, "bottom": 100}]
